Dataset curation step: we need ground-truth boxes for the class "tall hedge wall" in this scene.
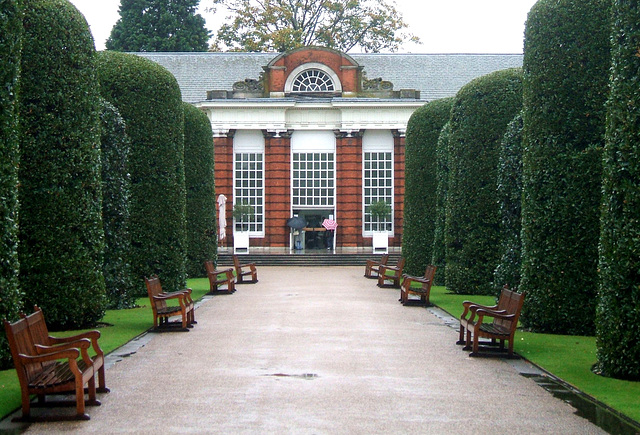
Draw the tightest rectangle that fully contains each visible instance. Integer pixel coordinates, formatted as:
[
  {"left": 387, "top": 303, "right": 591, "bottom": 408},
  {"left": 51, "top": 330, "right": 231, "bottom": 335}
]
[
  {"left": 0, "top": 0, "right": 23, "bottom": 368},
  {"left": 431, "top": 122, "right": 451, "bottom": 286},
  {"left": 596, "top": 0, "right": 640, "bottom": 381},
  {"left": 520, "top": 0, "right": 611, "bottom": 335},
  {"left": 183, "top": 103, "right": 217, "bottom": 278},
  {"left": 494, "top": 113, "right": 524, "bottom": 291},
  {"left": 403, "top": 97, "right": 453, "bottom": 276},
  {"left": 100, "top": 100, "right": 135, "bottom": 309},
  {"left": 97, "top": 51, "right": 187, "bottom": 295},
  {"left": 18, "top": 0, "right": 106, "bottom": 329},
  {"left": 445, "top": 68, "right": 523, "bottom": 295}
]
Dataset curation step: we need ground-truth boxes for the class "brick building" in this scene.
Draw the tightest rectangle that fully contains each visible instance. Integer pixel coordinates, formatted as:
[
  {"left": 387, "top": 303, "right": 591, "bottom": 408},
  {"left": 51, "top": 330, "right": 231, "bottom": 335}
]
[{"left": 140, "top": 48, "right": 522, "bottom": 253}]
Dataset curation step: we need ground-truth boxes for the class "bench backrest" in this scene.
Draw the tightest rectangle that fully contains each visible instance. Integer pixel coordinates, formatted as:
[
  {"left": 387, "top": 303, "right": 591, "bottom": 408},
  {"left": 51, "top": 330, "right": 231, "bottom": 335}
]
[
  {"left": 145, "top": 275, "right": 167, "bottom": 311},
  {"left": 396, "top": 257, "right": 405, "bottom": 272},
  {"left": 3, "top": 317, "right": 41, "bottom": 385},
  {"left": 232, "top": 255, "right": 241, "bottom": 270},
  {"left": 423, "top": 264, "right": 437, "bottom": 281},
  {"left": 22, "top": 306, "right": 50, "bottom": 347},
  {"left": 378, "top": 254, "right": 389, "bottom": 266},
  {"left": 204, "top": 260, "right": 215, "bottom": 276},
  {"left": 494, "top": 289, "right": 525, "bottom": 331}
]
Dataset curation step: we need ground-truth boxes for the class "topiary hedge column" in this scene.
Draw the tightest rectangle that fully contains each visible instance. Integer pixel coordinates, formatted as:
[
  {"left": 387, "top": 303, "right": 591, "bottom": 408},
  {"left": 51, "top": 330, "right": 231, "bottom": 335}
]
[
  {"left": 596, "top": 0, "right": 640, "bottom": 381},
  {"left": 520, "top": 0, "right": 611, "bottom": 335},
  {"left": 184, "top": 102, "right": 217, "bottom": 278},
  {"left": 97, "top": 51, "right": 187, "bottom": 295},
  {"left": 18, "top": 0, "right": 106, "bottom": 329},
  {"left": 494, "top": 113, "right": 524, "bottom": 291},
  {"left": 431, "top": 122, "right": 451, "bottom": 286},
  {"left": 0, "top": 0, "right": 23, "bottom": 368},
  {"left": 100, "top": 100, "right": 135, "bottom": 309},
  {"left": 403, "top": 97, "right": 453, "bottom": 277},
  {"left": 445, "top": 68, "right": 523, "bottom": 295}
]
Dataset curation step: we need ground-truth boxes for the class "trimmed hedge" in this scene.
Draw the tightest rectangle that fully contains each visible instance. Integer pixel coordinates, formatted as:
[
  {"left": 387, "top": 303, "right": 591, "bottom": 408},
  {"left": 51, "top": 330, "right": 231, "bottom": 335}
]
[
  {"left": 0, "top": 0, "right": 23, "bottom": 368},
  {"left": 100, "top": 100, "right": 135, "bottom": 309},
  {"left": 183, "top": 103, "right": 217, "bottom": 278},
  {"left": 596, "top": 0, "right": 640, "bottom": 381},
  {"left": 18, "top": 0, "right": 106, "bottom": 329},
  {"left": 494, "top": 113, "right": 524, "bottom": 291},
  {"left": 520, "top": 0, "right": 611, "bottom": 335},
  {"left": 403, "top": 97, "right": 454, "bottom": 276},
  {"left": 431, "top": 122, "right": 451, "bottom": 286},
  {"left": 445, "top": 68, "right": 523, "bottom": 295},
  {"left": 97, "top": 51, "right": 187, "bottom": 295}
]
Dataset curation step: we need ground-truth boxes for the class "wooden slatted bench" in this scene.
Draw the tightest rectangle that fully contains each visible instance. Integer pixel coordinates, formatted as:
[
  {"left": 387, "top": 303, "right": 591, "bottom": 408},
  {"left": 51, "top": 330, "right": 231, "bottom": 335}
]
[
  {"left": 377, "top": 257, "right": 405, "bottom": 288},
  {"left": 399, "top": 265, "right": 437, "bottom": 306},
  {"left": 205, "top": 260, "right": 236, "bottom": 293},
  {"left": 364, "top": 254, "right": 389, "bottom": 279},
  {"left": 145, "top": 275, "right": 195, "bottom": 331},
  {"left": 233, "top": 254, "right": 258, "bottom": 284},
  {"left": 458, "top": 286, "right": 526, "bottom": 358},
  {"left": 23, "top": 306, "right": 109, "bottom": 394},
  {"left": 4, "top": 311, "right": 101, "bottom": 421}
]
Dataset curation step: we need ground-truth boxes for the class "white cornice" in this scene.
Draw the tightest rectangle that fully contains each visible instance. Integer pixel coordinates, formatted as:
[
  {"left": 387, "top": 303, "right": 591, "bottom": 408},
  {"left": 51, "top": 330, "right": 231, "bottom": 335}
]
[{"left": 198, "top": 99, "right": 424, "bottom": 132}]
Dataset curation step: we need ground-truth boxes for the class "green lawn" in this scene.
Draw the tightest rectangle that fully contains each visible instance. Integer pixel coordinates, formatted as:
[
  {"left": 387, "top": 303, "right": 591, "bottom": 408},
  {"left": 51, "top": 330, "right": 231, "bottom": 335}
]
[{"left": 1, "top": 279, "right": 639, "bottom": 427}]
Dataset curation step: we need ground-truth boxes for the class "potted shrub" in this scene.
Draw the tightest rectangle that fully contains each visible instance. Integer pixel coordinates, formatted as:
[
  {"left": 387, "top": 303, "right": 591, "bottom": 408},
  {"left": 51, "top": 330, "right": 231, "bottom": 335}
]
[
  {"left": 369, "top": 200, "right": 391, "bottom": 254},
  {"left": 232, "top": 202, "right": 254, "bottom": 254},
  {"left": 369, "top": 200, "right": 391, "bottom": 232},
  {"left": 233, "top": 202, "right": 254, "bottom": 232}
]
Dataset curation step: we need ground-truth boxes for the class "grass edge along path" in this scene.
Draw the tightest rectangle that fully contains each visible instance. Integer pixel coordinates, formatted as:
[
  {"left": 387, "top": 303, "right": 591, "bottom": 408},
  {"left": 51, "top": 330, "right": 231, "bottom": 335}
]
[
  {"left": 429, "top": 285, "right": 640, "bottom": 425},
  {"left": 0, "top": 277, "right": 210, "bottom": 419},
  {"left": 1, "top": 279, "right": 639, "bottom": 425}
]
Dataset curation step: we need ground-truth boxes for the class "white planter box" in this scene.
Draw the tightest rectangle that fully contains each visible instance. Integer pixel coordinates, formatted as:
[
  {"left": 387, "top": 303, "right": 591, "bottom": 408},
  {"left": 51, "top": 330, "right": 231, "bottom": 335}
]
[
  {"left": 234, "top": 232, "right": 250, "bottom": 254},
  {"left": 372, "top": 231, "right": 389, "bottom": 254}
]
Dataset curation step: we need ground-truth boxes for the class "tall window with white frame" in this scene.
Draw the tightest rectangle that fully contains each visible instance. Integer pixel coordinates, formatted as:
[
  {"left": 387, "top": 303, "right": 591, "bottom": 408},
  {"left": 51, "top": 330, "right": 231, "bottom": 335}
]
[
  {"left": 292, "top": 152, "right": 335, "bottom": 207},
  {"left": 234, "top": 152, "right": 264, "bottom": 234},
  {"left": 233, "top": 130, "right": 265, "bottom": 235},
  {"left": 363, "top": 130, "right": 394, "bottom": 234},
  {"left": 363, "top": 150, "right": 394, "bottom": 233}
]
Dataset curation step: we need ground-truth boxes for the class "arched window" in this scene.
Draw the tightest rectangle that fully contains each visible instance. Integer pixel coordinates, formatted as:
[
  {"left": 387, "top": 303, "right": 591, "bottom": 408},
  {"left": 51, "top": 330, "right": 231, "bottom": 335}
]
[
  {"left": 292, "top": 69, "right": 336, "bottom": 93},
  {"left": 284, "top": 63, "right": 342, "bottom": 95}
]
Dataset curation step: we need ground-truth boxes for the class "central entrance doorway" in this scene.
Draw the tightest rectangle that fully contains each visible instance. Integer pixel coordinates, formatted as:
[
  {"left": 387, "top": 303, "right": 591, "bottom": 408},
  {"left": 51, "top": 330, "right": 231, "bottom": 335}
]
[{"left": 290, "top": 208, "right": 335, "bottom": 251}]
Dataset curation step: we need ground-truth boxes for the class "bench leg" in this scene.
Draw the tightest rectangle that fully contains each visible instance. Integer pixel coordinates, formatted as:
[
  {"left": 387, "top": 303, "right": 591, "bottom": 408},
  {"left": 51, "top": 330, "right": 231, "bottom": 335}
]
[
  {"left": 75, "top": 378, "right": 89, "bottom": 419},
  {"left": 97, "top": 365, "right": 110, "bottom": 393}
]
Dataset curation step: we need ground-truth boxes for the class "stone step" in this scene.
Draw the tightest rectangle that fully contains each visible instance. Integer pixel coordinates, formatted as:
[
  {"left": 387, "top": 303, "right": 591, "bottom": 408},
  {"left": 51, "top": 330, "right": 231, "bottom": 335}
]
[{"left": 217, "top": 252, "right": 402, "bottom": 267}]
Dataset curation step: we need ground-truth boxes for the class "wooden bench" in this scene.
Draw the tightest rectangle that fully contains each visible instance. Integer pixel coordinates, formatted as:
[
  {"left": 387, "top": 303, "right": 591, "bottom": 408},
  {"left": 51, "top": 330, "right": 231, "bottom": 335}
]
[
  {"left": 145, "top": 275, "right": 195, "bottom": 331},
  {"left": 458, "top": 286, "right": 525, "bottom": 357},
  {"left": 233, "top": 254, "right": 258, "bottom": 284},
  {"left": 399, "top": 265, "right": 437, "bottom": 306},
  {"left": 377, "top": 257, "right": 405, "bottom": 288},
  {"left": 364, "top": 254, "right": 389, "bottom": 278},
  {"left": 4, "top": 312, "right": 100, "bottom": 421},
  {"left": 205, "top": 260, "right": 236, "bottom": 293},
  {"left": 23, "top": 306, "right": 109, "bottom": 395}
]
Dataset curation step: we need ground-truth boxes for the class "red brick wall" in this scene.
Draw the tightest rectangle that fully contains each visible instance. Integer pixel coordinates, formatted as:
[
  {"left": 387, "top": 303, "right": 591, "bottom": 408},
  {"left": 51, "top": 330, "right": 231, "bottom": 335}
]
[
  {"left": 213, "top": 133, "right": 234, "bottom": 248},
  {"left": 264, "top": 133, "right": 292, "bottom": 248},
  {"left": 267, "top": 48, "right": 361, "bottom": 94},
  {"left": 336, "top": 132, "right": 363, "bottom": 248},
  {"left": 392, "top": 132, "right": 405, "bottom": 248}
]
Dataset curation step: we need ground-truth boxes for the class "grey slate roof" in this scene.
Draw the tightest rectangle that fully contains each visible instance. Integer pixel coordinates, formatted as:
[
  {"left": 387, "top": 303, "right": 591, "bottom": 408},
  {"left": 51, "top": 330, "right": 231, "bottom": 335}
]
[{"left": 137, "top": 52, "right": 523, "bottom": 104}]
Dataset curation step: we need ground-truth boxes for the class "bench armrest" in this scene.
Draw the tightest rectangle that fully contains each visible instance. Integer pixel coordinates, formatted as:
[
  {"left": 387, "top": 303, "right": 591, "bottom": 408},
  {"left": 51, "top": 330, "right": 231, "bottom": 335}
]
[
  {"left": 402, "top": 274, "right": 430, "bottom": 284},
  {"left": 19, "top": 347, "right": 80, "bottom": 365},
  {"left": 35, "top": 338, "right": 94, "bottom": 365},
  {"left": 48, "top": 330, "right": 100, "bottom": 345}
]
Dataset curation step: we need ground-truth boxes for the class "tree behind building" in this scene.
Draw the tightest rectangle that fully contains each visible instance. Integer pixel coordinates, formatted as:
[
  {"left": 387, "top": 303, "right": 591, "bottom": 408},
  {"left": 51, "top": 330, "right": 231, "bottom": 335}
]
[
  {"left": 210, "top": 0, "right": 419, "bottom": 52},
  {"left": 107, "top": 0, "right": 210, "bottom": 52}
]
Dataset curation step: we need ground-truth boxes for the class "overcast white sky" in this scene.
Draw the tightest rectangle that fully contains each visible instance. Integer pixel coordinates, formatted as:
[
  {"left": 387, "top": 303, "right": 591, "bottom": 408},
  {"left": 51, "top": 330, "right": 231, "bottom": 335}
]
[{"left": 68, "top": 0, "right": 538, "bottom": 53}]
